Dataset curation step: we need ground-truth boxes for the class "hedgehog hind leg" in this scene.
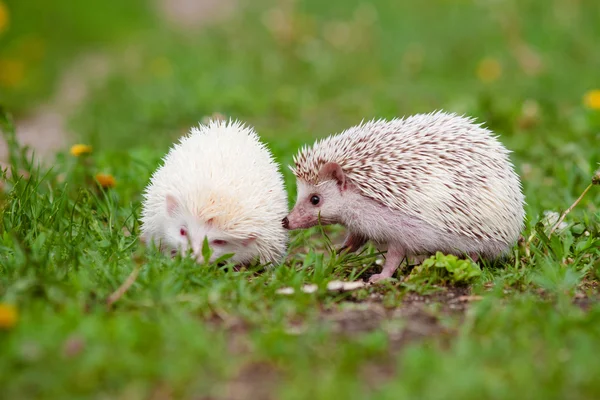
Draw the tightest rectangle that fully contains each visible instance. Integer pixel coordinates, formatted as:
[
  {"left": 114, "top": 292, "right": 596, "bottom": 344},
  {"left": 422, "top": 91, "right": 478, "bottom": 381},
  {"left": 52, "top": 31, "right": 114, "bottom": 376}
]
[
  {"left": 337, "top": 231, "right": 368, "bottom": 254},
  {"left": 369, "top": 243, "right": 406, "bottom": 283},
  {"left": 468, "top": 252, "right": 480, "bottom": 263}
]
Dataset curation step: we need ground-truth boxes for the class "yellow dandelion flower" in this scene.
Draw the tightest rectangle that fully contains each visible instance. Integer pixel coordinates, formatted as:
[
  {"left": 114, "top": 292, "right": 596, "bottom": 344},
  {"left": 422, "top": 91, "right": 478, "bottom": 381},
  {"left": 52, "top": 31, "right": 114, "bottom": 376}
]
[
  {"left": 0, "top": 303, "right": 18, "bottom": 329},
  {"left": 95, "top": 173, "right": 116, "bottom": 188},
  {"left": 583, "top": 89, "right": 600, "bottom": 110},
  {"left": 70, "top": 144, "right": 92, "bottom": 157},
  {"left": 477, "top": 58, "right": 502, "bottom": 83},
  {"left": 0, "top": 1, "right": 9, "bottom": 35},
  {"left": 0, "top": 58, "right": 25, "bottom": 88}
]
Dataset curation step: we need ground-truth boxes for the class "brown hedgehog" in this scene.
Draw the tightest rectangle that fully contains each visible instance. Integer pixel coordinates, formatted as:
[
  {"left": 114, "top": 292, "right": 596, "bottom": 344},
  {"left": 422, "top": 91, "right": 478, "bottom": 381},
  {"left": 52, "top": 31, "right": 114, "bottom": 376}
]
[{"left": 282, "top": 111, "right": 525, "bottom": 282}]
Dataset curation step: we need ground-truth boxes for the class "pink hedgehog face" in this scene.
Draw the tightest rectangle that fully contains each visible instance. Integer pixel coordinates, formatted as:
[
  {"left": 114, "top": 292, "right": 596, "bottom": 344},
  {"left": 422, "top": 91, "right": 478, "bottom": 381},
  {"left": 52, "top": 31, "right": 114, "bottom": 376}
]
[
  {"left": 283, "top": 162, "right": 348, "bottom": 230},
  {"left": 163, "top": 194, "right": 257, "bottom": 265}
]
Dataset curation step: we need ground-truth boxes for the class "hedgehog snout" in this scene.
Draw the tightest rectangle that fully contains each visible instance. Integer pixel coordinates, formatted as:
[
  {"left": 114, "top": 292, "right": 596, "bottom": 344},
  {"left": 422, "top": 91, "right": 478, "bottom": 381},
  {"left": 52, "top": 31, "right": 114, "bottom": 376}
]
[{"left": 282, "top": 216, "right": 289, "bottom": 229}]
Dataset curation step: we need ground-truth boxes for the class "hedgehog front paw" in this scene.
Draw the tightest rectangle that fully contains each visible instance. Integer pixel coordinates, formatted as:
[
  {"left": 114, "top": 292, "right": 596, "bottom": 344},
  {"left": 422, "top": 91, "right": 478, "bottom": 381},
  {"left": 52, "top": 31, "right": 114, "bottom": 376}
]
[{"left": 368, "top": 272, "right": 394, "bottom": 283}]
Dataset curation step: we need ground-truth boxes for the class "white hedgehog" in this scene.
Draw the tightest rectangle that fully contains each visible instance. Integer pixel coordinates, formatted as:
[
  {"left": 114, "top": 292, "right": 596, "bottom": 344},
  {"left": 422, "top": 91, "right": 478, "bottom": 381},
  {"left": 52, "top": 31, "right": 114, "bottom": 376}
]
[
  {"left": 283, "top": 111, "right": 525, "bottom": 282},
  {"left": 140, "top": 119, "right": 289, "bottom": 266}
]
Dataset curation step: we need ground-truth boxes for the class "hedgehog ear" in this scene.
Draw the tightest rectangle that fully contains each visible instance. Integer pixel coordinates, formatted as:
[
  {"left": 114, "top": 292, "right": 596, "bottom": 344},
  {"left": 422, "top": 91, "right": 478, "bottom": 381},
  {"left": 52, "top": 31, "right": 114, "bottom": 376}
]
[
  {"left": 166, "top": 194, "right": 179, "bottom": 217},
  {"left": 318, "top": 162, "right": 346, "bottom": 190},
  {"left": 241, "top": 235, "right": 257, "bottom": 247}
]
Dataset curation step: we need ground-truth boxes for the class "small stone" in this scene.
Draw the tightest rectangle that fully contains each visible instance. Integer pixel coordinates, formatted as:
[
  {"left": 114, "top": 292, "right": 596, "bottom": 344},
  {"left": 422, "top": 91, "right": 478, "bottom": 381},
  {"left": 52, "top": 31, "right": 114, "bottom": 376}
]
[
  {"left": 326, "top": 280, "right": 366, "bottom": 291},
  {"left": 275, "top": 287, "right": 294, "bottom": 295},
  {"left": 301, "top": 284, "right": 318, "bottom": 294},
  {"left": 457, "top": 295, "right": 483, "bottom": 302}
]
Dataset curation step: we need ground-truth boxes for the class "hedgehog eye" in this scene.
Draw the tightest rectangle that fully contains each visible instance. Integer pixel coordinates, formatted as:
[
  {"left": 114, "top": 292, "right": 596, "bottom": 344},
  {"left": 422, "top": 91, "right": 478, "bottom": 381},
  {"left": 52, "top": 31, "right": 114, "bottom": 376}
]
[
  {"left": 212, "top": 239, "right": 227, "bottom": 246},
  {"left": 179, "top": 227, "right": 187, "bottom": 237},
  {"left": 310, "top": 195, "right": 320, "bottom": 206}
]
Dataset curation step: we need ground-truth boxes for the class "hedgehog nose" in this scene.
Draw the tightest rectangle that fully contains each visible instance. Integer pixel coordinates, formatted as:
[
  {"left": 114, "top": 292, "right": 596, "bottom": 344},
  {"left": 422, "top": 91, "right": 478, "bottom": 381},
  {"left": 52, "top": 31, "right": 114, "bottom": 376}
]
[{"left": 282, "top": 216, "right": 289, "bottom": 229}]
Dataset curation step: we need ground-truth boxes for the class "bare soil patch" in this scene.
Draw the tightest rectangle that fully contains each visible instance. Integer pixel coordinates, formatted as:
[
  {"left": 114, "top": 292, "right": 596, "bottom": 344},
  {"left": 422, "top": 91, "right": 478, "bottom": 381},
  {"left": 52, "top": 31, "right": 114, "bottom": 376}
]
[{"left": 200, "top": 286, "right": 475, "bottom": 399}]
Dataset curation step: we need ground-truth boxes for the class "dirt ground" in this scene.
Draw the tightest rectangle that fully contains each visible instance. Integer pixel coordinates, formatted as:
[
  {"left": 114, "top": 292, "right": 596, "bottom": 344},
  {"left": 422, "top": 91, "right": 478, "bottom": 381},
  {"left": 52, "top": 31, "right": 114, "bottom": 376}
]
[
  {"left": 186, "top": 286, "right": 474, "bottom": 400},
  {"left": 197, "top": 282, "right": 599, "bottom": 400}
]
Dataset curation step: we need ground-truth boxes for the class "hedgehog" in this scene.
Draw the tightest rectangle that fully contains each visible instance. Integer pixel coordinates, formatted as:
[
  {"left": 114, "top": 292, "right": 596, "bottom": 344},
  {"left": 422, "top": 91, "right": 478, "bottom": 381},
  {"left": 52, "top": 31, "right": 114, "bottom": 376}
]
[
  {"left": 140, "top": 119, "right": 289, "bottom": 266},
  {"left": 282, "top": 111, "right": 525, "bottom": 282}
]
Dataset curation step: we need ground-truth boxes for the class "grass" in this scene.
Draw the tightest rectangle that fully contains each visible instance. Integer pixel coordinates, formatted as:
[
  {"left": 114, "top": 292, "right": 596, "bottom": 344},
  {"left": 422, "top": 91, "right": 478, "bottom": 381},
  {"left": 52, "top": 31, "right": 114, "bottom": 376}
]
[
  {"left": 1, "top": 0, "right": 600, "bottom": 398},
  {"left": 0, "top": 0, "right": 156, "bottom": 112}
]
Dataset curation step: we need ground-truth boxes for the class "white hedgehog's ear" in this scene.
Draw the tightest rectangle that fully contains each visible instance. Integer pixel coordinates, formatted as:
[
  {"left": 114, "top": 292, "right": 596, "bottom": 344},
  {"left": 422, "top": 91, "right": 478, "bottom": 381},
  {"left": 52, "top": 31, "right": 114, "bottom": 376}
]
[
  {"left": 318, "top": 162, "right": 346, "bottom": 190},
  {"left": 241, "top": 235, "right": 257, "bottom": 247},
  {"left": 165, "top": 194, "right": 179, "bottom": 217}
]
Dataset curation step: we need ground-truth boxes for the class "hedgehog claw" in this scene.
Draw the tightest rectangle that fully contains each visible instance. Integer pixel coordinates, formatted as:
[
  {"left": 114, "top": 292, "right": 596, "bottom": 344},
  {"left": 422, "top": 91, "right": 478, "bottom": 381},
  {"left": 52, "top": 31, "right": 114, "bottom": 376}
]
[
  {"left": 369, "top": 244, "right": 405, "bottom": 283},
  {"left": 368, "top": 272, "right": 394, "bottom": 283}
]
